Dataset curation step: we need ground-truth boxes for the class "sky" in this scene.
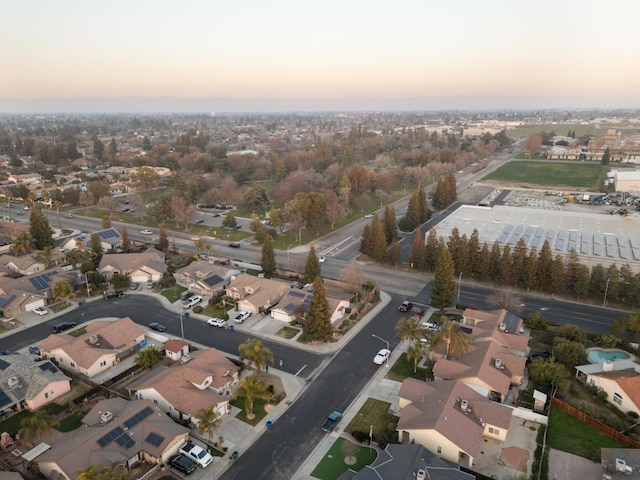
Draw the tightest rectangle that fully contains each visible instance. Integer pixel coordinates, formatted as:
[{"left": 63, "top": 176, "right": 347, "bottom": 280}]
[{"left": 2, "top": 0, "right": 640, "bottom": 112}]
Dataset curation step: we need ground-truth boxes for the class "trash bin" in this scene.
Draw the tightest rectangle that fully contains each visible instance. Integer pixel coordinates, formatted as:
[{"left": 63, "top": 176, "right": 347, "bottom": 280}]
[
  {"left": 229, "top": 325, "right": 234, "bottom": 332},
  {"left": 78, "top": 302, "right": 84, "bottom": 307},
  {"left": 266, "top": 420, "right": 272, "bottom": 430}
]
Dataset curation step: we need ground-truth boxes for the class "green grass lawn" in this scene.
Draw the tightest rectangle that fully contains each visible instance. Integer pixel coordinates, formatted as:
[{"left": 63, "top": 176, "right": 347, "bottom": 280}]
[
  {"left": 57, "top": 411, "right": 85, "bottom": 432},
  {"left": 161, "top": 286, "right": 185, "bottom": 303},
  {"left": 387, "top": 353, "right": 429, "bottom": 382},
  {"left": 310, "top": 437, "right": 377, "bottom": 480},
  {"left": 482, "top": 161, "right": 610, "bottom": 189},
  {"left": 345, "top": 398, "right": 398, "bottom": 439},
  {"left": 230, "top": 397, "right": 272, "bottom": 426},
  {"left": 275, "top": 326, "right": 300, "bottom": 339},
  {"left": 547, "top": 407, "right": 626, "bottom": 462}
]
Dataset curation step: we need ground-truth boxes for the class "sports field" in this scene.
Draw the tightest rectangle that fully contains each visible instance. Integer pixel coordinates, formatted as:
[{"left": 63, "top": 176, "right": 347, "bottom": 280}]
[
  {"left": 482, "top": 161, "right": 612, "bottom": 189},
  {"left": 507, "top": 124, "right": 640, "bottom": 139}
]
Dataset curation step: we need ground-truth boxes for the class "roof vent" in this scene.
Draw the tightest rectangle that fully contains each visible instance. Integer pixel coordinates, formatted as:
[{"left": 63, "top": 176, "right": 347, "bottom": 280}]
[
  {"left": 89, "top": 335, "right": 99, "bottom": 345},
  {"left": 495, "top": 358, "right": 505, "bottom": 369},
  {"left": 7, "top": 376, "right": 19, "bottom": 389},
  {"left": 100, "top": 411, "right": 114, "bottom": 424},
  {"left": 498, "top": 322, "right": 507, "bottom": 332},
  {"left": 460, "top": 399, "right": 470, "bottom": 412}
]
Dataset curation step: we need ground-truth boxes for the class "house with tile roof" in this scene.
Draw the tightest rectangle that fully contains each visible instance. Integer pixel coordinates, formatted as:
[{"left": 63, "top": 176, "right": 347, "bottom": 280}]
[
  {"left": 576, "top": 360, "right": 640, "bottom": 416},
  {"left": 338, "top": 443, "right": 476, "bottom": 480},
  {"left": 35, "top": 398, "right": 189, "bottom": 480},
  {"left": 270, "top": 288, "right": 351, "bottom": 326},
  {"left": 130, "top": 348, "right": 240, "bottom": 422},
  {"left": 39, "top": 317, "right": 146, "bottom": 378},
  {"left": 0, "top": 353, "right": 71, "bottom": 412},
  {"left": 397, "top": 378, "right": 513, "bottom": 469},
  {"left": 0, "top": 267, "right": 74, "bottom": 317},
  {"left": 173, "top": 260, "right": 241, "bottom": 295},
  {"left": 58, "top": 228, "right": 124, "bottom": 254},
  {"left": 98, "top": 249, "right": 167, "bottom": 284},
  {"left": 226, "top": 273, "right": 289, "bottom": 315}
]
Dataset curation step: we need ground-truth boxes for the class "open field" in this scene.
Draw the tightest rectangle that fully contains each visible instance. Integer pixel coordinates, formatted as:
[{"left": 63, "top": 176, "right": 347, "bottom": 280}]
[
  {"left": 482, "top": 161, "right": 610, "bottom": 190},
  {"left": 507, "top": 124, "right": 640, "bottom": 139}
]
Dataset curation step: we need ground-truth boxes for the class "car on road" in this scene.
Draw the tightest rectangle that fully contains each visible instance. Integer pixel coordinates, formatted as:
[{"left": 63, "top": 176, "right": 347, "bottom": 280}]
[
  {"left": 16, "top": 211, "right": 24, "bottom": 216},
  {"left": 33, "top": 307, "right": 49, "bottom": 316},
  {"left": 190, "top": 236, "right": 201, "bottom": 241},
  {"left": 398, "top": 301, "right": 413, "bottom": 312},
  {"left": 103, "top": 290, "right": 124, "bottom": 300},
  {"left": 168, "top": 454, "right": 197, "bottom": 475},
  {"left": 207, "top": 317, "right": 226, "bottom": 327},
  {"left": 149, "top": 322, "right": 166, "bottom": 332},
  {"left": 539, "top": 307, "right": 549, "bottom": 311},
  {"left": 319, "top": 256, "right": 326, "bottom": 263},
  {"left": 373, "top": 348, "right": 391, "bottom": 365},
  {"left": 364, "top": 213, "right": 374, "bottom": 218},
  {"left": 141, "top": 229, "right": 153, "bottom": 235},
  {"left": 64, "top": 213, "right": 74, "bottom": 218},
  {"left": 196, "top": 219, "right": 205, "bottom": 224},
  {"left": 53, "top": 321, "right": 77, "bottom": 333},
  {"left": 229, "top": 242, "right": 241, "bottom": 248},
  {"left": 182, "top": 295, "right": 202, "bottom": 309},
  {"left": 233, "top": 310, "right": 251, "bottom": 323}
]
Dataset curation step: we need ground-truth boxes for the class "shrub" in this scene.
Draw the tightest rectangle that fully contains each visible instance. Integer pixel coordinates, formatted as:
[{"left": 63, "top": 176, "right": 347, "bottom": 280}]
[
  {"left": 193, "top": 305, "right": 203, "bottom": 314},
  {"left": 351, "top": 430, "right": 369, "bottom": 443}
]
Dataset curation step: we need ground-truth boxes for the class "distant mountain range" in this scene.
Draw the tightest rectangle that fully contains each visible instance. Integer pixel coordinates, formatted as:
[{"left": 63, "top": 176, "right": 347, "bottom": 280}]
[{"left": 0, "top": 95, "right": 639, "bottom": 114}]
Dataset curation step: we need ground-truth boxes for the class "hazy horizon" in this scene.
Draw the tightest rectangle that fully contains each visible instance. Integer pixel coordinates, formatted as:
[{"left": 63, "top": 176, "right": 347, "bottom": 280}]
[{"left": 3, "top": 0, "right": 640, "bottom": 114}]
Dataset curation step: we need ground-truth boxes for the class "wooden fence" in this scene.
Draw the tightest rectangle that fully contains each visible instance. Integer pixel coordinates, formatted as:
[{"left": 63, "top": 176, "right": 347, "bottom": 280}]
[{"left": 551, "top": 397, "right": 640, "bottom": 448}]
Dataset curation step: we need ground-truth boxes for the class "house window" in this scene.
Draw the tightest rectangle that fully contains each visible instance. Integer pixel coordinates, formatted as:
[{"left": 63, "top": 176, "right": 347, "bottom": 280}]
[
  {"left": 437, "top": 446, "right": 442, "bottom": 454},
  {"left": 44, "top": 392, "right": 48, "bottom": 399},
  {"left": 100, "top": 361, "right": 106, "bottom": 367},
  {"left": 153, "top": 399, "right": 158, "bottom": 405},
  {"left": 614, "top": 393, "right": 623, "bottom": 406},
  {"left": 58, "top": 358, "right": 63, "bottom": 363},
  {"left": 70, "top": 362, "right": 74, "bottom": 368},
  {"left": 489, "top": 427, "right": 500, "bottom": 435}
]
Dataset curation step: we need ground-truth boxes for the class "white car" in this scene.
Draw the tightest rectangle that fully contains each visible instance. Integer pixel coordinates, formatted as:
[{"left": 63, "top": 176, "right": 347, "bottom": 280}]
[
  {"left": 183, "top": 295, "right": 203, "bottom": 309},
  {"left": 141, "top": 229, "right": 153, "bottom": 235},
  {"left": 190, "top": 236, "right": 201, "bottom": 241},
  {"left": 33, "top": 307, "right": 49, "bottom": 316},
  {"left": 233, "top": 310, "right": 251, "bottom": 323},
  {"left": 319, "top": 256, "right": 326, "bottom": 263},
  {"left": 373, "top": 348, "right": 391, "bottom": 365},
  {"left": 364, "top": 213, "right": 374, "bottom": 218},
  {"left": 207, "top": 317, "right": 226, "bottom": 327}
]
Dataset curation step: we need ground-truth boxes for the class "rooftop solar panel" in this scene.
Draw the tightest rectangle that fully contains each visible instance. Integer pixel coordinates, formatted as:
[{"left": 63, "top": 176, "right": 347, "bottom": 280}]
[
  {"left": 123, "top": 406, "right": 154, "bottom": 429},
  {"left": 97, "top": 426, "right": 125, "bottom": 447},
  {"left": 290, "top": 291, "right": 305, "bottom": 298},
  {"left": 0, "top": 295, "right": 16, "bottom": 308},
  {"left": 145, "top": 432, "right": 164, "bottom": 447},
  {"left": 39, "top": 362, "right": 58, "bottom": 373},
  {"left": 115, "top": 433, "right": 136, "bottom": 449},
  {"left": 0, "top": 359, "right": 9, "bottom": 371},
  {"left": 0, "top": 388, "right": 10, "bottom": 409}
]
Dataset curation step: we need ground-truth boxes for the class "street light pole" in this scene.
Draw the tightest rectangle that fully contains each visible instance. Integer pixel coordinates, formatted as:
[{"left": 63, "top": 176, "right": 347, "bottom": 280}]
[
  {"left": 287, "top": 243, "right": 294, "bottom": 269},
  {"left": 603, "top": 278, "right": 610, "bottom": 307}
]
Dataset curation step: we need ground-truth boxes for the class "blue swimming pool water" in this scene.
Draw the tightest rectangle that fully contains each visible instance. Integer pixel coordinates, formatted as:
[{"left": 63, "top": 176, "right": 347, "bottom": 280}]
[{"left": 587, "top": 348, "right": 631, "bottom": 363}]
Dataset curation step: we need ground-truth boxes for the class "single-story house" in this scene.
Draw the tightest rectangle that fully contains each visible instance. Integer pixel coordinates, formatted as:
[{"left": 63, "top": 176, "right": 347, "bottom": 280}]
[
  {"left": 39, "top": 317, "right": 146, "bottom": 378},
  {"left": 173, "top": 261, "right": 240, "bottom": 297},
  {"left": 131, "top": 348, "right": 240, "bottom": 422},
  {"left": 270, "top": 288, "right": 351, "bottom": 326},
  {"left": 98, "top": 249, "right": 166, "bottom": 284},
  {"left": 575, "top": 360, "right": 640, "bottom": 416},
  {"left": 226, "top": 274, "right": 289, "bottom": 315},
  {"left": 36, "top": 398, "right": 189, "bottom": 480}
]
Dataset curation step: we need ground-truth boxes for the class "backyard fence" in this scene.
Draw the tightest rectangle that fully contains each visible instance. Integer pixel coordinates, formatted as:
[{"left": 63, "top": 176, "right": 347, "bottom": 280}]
[{"left": 551, "top": 397, "right": 640, "bottom": 448}]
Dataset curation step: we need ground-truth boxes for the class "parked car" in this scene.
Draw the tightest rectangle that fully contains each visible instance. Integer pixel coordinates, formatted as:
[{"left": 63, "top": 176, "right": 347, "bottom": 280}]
[
  {"left": 28, "top": 345, "right": 41, "bottom": 356},
  {"left": 182, "top": 295, "right": 202, "bottom": 309},
  {"left": 53, "top": 321, "right": 77, "bottom": 333},
  {"left": 141, "top": 229, "right": 153, "bottom": 235},
  {"left": 233, "top": 310, "right": 251, "bottom": 323},
  {"left": 373, "top": 348, "right": 391, "bottom": 365},
  {"left": 146, "top": 281, "right": 156, "bottom": 289},
  {"left": 319, "top": 256, "right": 326, "bottom": 263},
  {"left": 149, "top": 322, "right": 166, "bottom": 332},
  {"left": 180, "top": 291, "right": 194, "bottom": 301},
  {"left": 103, "top": 290, "right": 124, "bottom": 300},
  {"left": 168, "top": 454, "right": 197, "bottom": 475},
  {"left": 129, "top": 283, "right": 138, "bottom": 290},
  {"left": 207, "top": 317, "right": 226, "bottom": 327},
  {"left": 64, "top": 213, "right": 74, "bottom": 218},
  {"left": 33, "top": 307, "right": 49, "bottom": 316}
]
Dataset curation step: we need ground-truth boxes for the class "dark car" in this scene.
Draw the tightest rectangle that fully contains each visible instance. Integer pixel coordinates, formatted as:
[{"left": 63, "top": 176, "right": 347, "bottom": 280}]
[
  {"left": 180, "top": 291, "right": 194, "bottom": 301},
  {"left": 169, "top": 454, "right": 196, "bottom": 475},
  {"left": 229, "top": 242, "right": 241, "bottom": 248},
  {"left": 229, "top": 450, "right": 239, "bottom": 461},
  {"left": 398, "top": 301, "right": 413, "bottom": 312},
  {"left": 149, "top": 323, "right": 166, "bottom": 332},
  {"left": 103, "top": 290, "right": 124, "bottom": 300},
  {"left": 53, "top": 321, "right": 77, "bottom": 333}
]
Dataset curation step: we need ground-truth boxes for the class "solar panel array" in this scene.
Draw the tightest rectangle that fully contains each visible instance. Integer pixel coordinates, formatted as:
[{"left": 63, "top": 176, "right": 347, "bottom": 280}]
[
  {"left": 39, "top": 362, "right": 58, "bottom": 374},
  {"left": 29, "top": 271, "right": 59, "bottom": 290},
  {"left": 0, "top": 388, "right": 11, "bottom": 409},
  {"left": 0, "top": 359, "right": 9, "bottom": 371},
  {"left": 498, "top": 225, "right": 640, "bottom": 261},
  {"left": 115, "top": 433, "right": 135, "bottom": 449},
  {"left": 97, "top": 426, "right": 136, "bottom": 449},
  {"left": 289, "top": 290, "right": 306, "bottom": 298},
  {"left": 203, "top": 274, "right": 223, "bottom": 287},
  {"left": 123, "top": 406, "right": 154, "bottom": 429},
  {"left": 96, "top": 229, "right": 120, "bottom": 240},
  {"left": 0, "top": 295, "right": 17, "bottom": 308},
  {"left": 145, "top": 432, "right": 165, "bottom": 447}
]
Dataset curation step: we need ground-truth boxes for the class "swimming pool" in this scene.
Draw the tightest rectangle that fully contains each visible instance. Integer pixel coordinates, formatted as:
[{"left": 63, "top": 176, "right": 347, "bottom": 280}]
[{"left": 587, "top": 348, "right": 633, "bottom": 364}]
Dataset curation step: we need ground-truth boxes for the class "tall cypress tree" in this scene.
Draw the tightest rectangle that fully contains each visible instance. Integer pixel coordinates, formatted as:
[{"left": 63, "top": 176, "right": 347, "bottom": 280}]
[
  {"left": 302, "top": 246, "right": 321, "bottom": 285},
  {"left": 303, "top": 276, "right": 332, "bottom": 342},
  {"left": 29, "top": 207, "right": 54, "bottom": 250},
  {"left": 382, "top": 205, "right": 397, "bottom": 245},
  {"left": 430, "top": 248, "right": 456, "bottom": 309},
  {"left": 261, "top": 235, "right": 276, "bottom": 274}
]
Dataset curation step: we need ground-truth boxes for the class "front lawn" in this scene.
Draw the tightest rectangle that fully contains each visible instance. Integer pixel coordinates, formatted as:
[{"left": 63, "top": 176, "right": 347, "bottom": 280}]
[
  {"left": 345, "top": 398, "right": 398, "bottom": 441},
  {"left": 230, "top": 397, "right": 271, "bottom": 426},
  {"left": 387, "top": 352, "right": 429, "bottom": 382},
  {"left": 275, "top": 326, "right": 300, "bottom": 339},
  {"left": 310, "top": 437, "right": 376, "bottom": 480},
  {"left": 161, "top": 286, "right": 185, "bottom": 304}
]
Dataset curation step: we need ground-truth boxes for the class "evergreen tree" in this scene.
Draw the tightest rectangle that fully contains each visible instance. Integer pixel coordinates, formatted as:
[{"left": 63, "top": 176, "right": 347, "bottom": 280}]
[
  {"left": 499, "top": 244, "right": 512, "bottom": 285},
  {"left": 382, "top": 205, "right": 397, "bottom": 245},
  {"left": 109, "top": 138, "right": 118, "bottom": 158},
  {"left": 398, "top": 192, "right": 421, "bottom": 232},
  {"left": 101, "top": 215, "right": 111, "bottom": 229},
  {"left": 477, "top": 243, "right": 491, "bottom": 281},
  {"left": 410, "top": 227, "right": 426, "bottom": 269},
  {"left": 222, "top": 212, "right": 238, "bottom": 229},
  {"left": 387, "top": 240, "right": 402, "bottom": 266},
  {"left": 120, "top": 226, "right": 130, "bottom": 252},
  {"left": 424, "top": 228, "right": 440, "bottom": 271},
  {"left": 261, "top": 235, "right": 276, "bottom": 274},
  {"left": 467, "top": 229, "right": 481, "bottom": 278},
  {"left": 605, "top": 264, "right": 620, "bottom": 303},
  {"left": 522, "top": 247, "right": 538, "bottom": 291},
  {"left": 432, "top": 173, "right": 457, "bottom": 210},
  {"left": 29, "top": 207, "right": 54, "bottom": 250},
  {"left": 564, "top": 249, "right": 580, "bottom": 293},
  {"left": 488, "top": 241, "right": 502, "bottom": 282},
  {"left": 303, "top": 276, "right": 333, "bottom": 342},
  {"left": 511, "top": 238, "right": 528, "bottom": 288},
  {"left": 549, "top": 255, "right": 566, "bottom": 295},
  {"left": 589, "top": 264, "right": 606, "bottom": 298},
  {"left": 417, "top": 186, "right": 430, "bottom": 223},
  {"left": 601, "top": 146, "right": 611, "bottom": 165},
  {"left": 573, "top": 265, "right": 590, "bottom": 299},
  {"left": 302, "top": 246, "right": 321, "bottom": 284},
  {"left": 359, "top": 223, "right": 374, "bottom": 257},
  {"left": 92, "top": 135, "right": 104, "bottom": 160},
  {"left": 370, "top": 215, "right": 388, "bottom": 262},
  {"left": 430, "top": 248, "right": 456, "bottom": 309},
  {"left": 90, "top": 233, "right": 103, "bottom": 269},
  {"left": 536, "top": 240, "right": 553, "bottom": 292}
]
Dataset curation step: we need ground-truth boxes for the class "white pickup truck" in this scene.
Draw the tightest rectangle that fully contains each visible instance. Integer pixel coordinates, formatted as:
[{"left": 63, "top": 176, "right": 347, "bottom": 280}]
[{"left": 179, "top": 441, "right": 213, "bottom": 468}]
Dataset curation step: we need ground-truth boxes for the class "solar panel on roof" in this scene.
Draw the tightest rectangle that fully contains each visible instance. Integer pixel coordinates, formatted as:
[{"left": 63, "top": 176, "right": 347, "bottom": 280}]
[
  {"left": 0, "top": 295, "right": 16, "bottom": 308},
  {"left": 0, "top": 359, "right": 8, "bottom": 371},
  {"left": 115, "top": 433, "right": 136, "bottom": 449},
  {"left": 39, "top": 362, "right": 58, "bottom": 373},
  {"left": 0, "top": 388, "right": 10, "bottom": 409},
  {"left": 145, "top": 432, "right": 164, "bottom": 447},
  {"left": 97, "top": 426, "right": 125, "bottom": 447},
  {"left": 123, "top": 405, "right": 154, "bottom": 429},
  {"left": 290, "top": 291, "right": 305, "bottom": 298}
]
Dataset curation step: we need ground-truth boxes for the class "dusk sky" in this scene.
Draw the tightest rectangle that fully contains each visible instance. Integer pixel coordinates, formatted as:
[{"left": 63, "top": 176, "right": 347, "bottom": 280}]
[{"left": 2, "top": 0, "right": 640, "bottom": 112}]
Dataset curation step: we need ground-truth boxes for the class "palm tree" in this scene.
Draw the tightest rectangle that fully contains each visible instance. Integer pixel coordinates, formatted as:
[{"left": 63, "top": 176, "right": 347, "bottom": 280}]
[
  {"left": 395, "top": 317, "right": 427, "bottom": 344},
  {"left": 18, "top": 410, "right": 59, "bottom": 445},
  {"left": 430, "top": 317, "right": 471, "bottom": 360},
  {"left": 10, "top": 233, "right": 32, "bottom": 256},
  {"left": 238, "top": 338, "right": 274, "bottom": 373},
  {"left": 195, "top": 405, "right": 221, "bottom": 443},
  {"left": 53, "top": 280, "right": 75, "bottom": 304},
  {"left": 406, "top": 341, "right": 425, "bottom": 374},
  {"left": 234, "top": 375, "right": 273, "bottom": 420}
]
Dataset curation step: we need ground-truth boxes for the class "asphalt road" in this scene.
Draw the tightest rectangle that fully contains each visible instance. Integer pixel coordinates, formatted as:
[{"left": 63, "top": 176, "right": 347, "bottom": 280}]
[
  {"left": 220, "top": 294, "right": 404, "bottom": 480},
  {"left": 0, "top": 295, "right": 324, "bottom": 379}
]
